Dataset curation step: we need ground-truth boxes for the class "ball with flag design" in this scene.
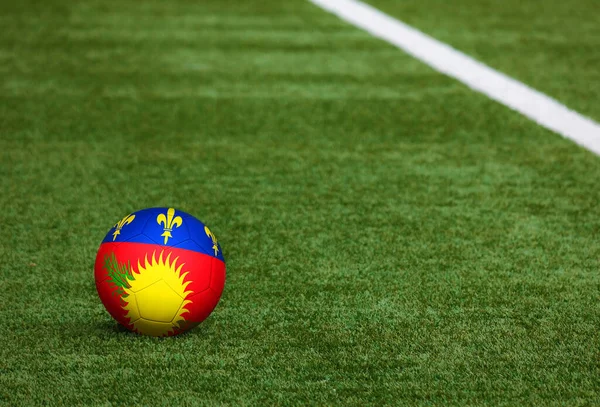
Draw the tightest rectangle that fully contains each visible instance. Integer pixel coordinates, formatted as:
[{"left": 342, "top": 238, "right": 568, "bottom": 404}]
[{"left": 95, "top": 207, "right": 225, "bottom": 337}]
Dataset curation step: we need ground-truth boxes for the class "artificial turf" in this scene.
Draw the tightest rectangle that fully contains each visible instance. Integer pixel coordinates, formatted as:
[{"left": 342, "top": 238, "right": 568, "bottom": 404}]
[{"left": 1, "top": 0, "right": 599, "bottom": 405}]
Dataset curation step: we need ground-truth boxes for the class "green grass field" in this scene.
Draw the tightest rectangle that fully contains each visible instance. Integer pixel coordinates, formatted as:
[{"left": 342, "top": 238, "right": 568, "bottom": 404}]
[{"left": 1, "top": 0, "right": 599, "bottom": 405}]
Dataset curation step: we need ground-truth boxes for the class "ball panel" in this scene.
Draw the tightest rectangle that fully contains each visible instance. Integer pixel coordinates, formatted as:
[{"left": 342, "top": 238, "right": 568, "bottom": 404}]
[
  {"left": 185, "top": 215, "right": 214, "bottom": 254},
  {"left": 101, "top": 208, "right": 155, "bottom": 244},
  {"left": 141, "top": 208, "right": 190, "bottom": 247},
  {"left": 94, "top": 242, "right": 119, "bottom": 283},
  {"left": 185, "top": 287, "right": 220, "bottom": 324},
  {"left": 133, "top": 319, "right": 176, "bottom": 337},
  {"left": 173, "top": 320, "right": 200, "bottom": 335},
  {"left": 136, "top": 281, "right": 183, "bottom": 322},
  {"left": 171, "top": 238, "right": 216, "bottom": 259},
  {"left": 95, "top": 278, "right": 130, "bottom": 328},
  {"left": 123, "top": 293, "right": 141, "bottom": 322},
  {"left": 186, "top": 215, "right": 225, "bottom": 262},
  {"left": 173, "top": 248, "right": 213, "bottom": 296},
  {"left": 210, "top": 257, "right": 226, "bottom": 296}
]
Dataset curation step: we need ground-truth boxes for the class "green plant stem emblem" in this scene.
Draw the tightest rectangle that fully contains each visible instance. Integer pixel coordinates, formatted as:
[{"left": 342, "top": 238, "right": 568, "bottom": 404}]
[{"left": 104, "top": 252, "right": 135, "bottom": 296}]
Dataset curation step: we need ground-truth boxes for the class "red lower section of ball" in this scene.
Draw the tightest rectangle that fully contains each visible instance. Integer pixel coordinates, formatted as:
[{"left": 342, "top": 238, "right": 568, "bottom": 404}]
[{"left": 95, "top": 242, "right": 225, "bottom": 336}]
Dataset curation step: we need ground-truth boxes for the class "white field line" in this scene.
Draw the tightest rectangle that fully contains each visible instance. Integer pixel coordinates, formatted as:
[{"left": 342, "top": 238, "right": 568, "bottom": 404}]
[{"left": 309, "top": 0, "right": 600, "bottom": 156}]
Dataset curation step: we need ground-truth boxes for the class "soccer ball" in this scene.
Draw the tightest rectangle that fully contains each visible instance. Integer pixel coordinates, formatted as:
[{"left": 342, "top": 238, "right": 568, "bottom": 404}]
[{"left": 94, "top": 207, "right": 226, "bottom": 337}]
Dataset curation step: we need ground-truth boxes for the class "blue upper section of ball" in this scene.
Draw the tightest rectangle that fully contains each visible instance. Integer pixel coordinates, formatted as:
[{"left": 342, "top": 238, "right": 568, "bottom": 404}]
[{"left": 102, "top": 207, "right": 225, "bottom": 262}]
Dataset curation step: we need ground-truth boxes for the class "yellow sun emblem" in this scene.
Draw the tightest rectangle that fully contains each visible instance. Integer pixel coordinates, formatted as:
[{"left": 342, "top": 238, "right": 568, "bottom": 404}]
[{"left": 122, "top": 251, "right": 193, "bottom": 337}]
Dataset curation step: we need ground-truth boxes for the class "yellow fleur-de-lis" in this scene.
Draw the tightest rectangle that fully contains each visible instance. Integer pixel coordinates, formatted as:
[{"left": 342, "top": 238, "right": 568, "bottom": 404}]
[
  {"left": 157, "top": 208, "right": 183, "bottom": 244},
  {"left": 112, "top": 214, "right": 136, "bottom": 241},
  {"left": 205, "top": 226, "right": 219, "bottom": 256}
]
